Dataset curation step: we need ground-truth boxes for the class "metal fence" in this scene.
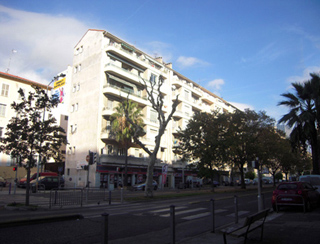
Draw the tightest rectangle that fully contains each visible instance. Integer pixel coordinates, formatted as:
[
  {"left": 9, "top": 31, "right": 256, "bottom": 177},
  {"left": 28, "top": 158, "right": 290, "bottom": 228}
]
[{"left": 49, "top": 188, "right": 112, "bottom": 209}]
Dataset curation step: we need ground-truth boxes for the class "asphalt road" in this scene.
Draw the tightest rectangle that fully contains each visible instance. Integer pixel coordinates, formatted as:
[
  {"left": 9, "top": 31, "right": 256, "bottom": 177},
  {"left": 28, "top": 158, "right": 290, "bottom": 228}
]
[{"left": 0, "top": 189, "right": 273, "bottom": 244}]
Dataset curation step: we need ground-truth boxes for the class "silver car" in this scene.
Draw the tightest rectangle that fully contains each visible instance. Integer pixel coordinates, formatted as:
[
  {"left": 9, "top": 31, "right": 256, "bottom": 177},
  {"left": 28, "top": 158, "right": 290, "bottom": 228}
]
[{"left": 132, "top": 180, "right": 158, "bottom": 191}]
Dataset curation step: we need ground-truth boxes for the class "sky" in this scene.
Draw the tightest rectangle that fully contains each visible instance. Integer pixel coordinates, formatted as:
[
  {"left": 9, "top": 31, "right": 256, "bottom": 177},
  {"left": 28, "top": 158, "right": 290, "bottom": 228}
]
[{"left": 0, "top": 0, "right": 319, "bottom": 121}]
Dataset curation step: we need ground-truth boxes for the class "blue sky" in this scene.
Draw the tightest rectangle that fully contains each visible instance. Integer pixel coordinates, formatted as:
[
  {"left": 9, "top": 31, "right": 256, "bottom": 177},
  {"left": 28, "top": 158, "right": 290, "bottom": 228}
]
[{"left": 0, "top": 0, "right": 319, "bottom": 121}]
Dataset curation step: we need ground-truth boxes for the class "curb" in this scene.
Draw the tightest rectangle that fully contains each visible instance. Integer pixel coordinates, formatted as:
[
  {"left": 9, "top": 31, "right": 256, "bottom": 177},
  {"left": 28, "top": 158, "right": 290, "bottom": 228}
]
[{"left": 0, "top": 213, "right": 84, "bottom": 228}]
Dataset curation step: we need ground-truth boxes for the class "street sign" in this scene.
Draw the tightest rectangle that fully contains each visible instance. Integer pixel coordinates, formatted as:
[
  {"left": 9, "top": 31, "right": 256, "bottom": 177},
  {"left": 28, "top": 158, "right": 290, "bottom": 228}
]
[{"left": 86, "top": 155, "right": 90, "bottom": 162}]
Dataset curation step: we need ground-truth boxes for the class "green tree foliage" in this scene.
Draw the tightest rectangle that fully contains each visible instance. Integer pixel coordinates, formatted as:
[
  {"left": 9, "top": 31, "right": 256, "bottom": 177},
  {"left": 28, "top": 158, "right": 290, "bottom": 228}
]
[
  {"left": 176, "top": 110, "right": 228, "bottom": 189},
  {"left": 223, "top": 110, "right": 273, "bottom": 189},
  {"left": 0, "top": 86, "right": 66, "bottom": 206},
  {"left": 245, "top": 171, "right": 256, "bottom": 180},
  {"left": 110, "top": 100, "right": 144, "bottom": 186},
  {"left": 278, "top": 73, "right": 320, "bottom": 174}
]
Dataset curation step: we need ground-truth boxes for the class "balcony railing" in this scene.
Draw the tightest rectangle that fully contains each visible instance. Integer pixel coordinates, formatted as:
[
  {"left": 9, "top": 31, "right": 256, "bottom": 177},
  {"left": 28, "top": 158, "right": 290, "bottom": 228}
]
[{"left": 103, "top": 83, "right": 148, "bottom": 101}]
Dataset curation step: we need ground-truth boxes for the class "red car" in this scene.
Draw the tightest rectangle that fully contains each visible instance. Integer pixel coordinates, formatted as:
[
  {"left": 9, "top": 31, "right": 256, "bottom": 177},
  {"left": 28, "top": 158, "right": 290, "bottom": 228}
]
[{"left": 272, "top": 182, "right": 320, "bottom": 212}]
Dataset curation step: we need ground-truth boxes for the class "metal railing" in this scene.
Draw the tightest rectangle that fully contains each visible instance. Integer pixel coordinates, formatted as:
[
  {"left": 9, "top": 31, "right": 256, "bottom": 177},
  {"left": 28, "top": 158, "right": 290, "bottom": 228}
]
[{"left": 49, "top": 188, "right": 113, "bottom": 209}]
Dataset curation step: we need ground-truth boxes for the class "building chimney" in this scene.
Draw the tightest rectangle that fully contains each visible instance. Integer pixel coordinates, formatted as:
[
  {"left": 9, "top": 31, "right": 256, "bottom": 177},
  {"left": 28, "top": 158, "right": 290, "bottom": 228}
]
[{"left": 165, "top": 63, "right": 172, "bottom": 69}]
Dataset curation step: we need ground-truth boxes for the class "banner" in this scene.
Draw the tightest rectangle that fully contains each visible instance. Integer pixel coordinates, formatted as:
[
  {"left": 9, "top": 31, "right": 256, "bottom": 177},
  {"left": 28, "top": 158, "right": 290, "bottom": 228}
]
[{"left": 162, "top": 164, "right": 168, "bottom": 184}]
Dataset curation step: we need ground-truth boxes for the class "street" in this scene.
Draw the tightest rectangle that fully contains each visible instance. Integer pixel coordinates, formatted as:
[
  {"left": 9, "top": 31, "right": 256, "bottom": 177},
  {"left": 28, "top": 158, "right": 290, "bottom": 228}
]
[{"left": 0, "top": 188, "right": 273, "bottom": 244}]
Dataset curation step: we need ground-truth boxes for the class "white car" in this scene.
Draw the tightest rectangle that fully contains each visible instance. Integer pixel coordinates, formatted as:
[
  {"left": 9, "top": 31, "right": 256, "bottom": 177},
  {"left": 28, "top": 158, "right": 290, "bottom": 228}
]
[{"left": 299, "top": 175, "right": 320, "bottom": 193}]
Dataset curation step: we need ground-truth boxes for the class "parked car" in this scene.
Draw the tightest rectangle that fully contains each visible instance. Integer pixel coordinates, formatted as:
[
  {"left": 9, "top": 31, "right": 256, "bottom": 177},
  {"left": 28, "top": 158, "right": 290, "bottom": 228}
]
[
  {"left": 272, "top": 181, "right": 320, "bottom": 212},
  {"left": 244, "top": 179, "right": 252, "bottom": 185},
  {"left": 0, "top": 177, "right": 7, "bottom": 187},
  {"left": 30, "top": 176, "right": 64, "bottom": 193},
  {"left": 299, "top": 175, "right": 320, "bottom": 193},
  {"left": 18, "top": 172, "right": 58, "bottom": 188},
  {"left": 212, "top": 181, "right": 220, "bottom": 187},
  {"left": 132, "top": 180, "right": 158, "bottom": 191}
]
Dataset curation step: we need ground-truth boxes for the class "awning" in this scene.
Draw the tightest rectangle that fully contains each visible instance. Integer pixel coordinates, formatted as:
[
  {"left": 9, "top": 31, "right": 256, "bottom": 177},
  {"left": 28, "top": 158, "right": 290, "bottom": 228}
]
[
  {"left": 107, "top": 74, "right": 136, "bottom": 89},
  {"left": 121, "top": 42, "right": 135, "bottom": 52},
  {"left": 107, "top": 52, "right": 145, "bottom": 73}
]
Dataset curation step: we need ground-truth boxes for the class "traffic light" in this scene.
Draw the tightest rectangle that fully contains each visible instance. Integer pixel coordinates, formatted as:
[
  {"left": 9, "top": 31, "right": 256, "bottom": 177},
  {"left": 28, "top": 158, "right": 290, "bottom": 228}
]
[
  {"left": 89, "top": 151, "right": 94, "bottom": 165},
  {"left": 94, "top": 153, "right": 97, "bottom": 164},
  {"left": 89, "top": 151, "right": 98, "bottom": 165},
  {"left": 13, "top": 166, "right": 17, "bottom": 171}
]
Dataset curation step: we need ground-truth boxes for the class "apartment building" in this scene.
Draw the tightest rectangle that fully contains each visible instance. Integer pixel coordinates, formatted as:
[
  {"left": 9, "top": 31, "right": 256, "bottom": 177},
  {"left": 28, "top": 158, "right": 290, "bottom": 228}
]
[
  {"left": 66, "top": 29, "right": 236, "bottom": 189},
  {"left": 0, "top": 71, "right": 69, "bottom": 179}
]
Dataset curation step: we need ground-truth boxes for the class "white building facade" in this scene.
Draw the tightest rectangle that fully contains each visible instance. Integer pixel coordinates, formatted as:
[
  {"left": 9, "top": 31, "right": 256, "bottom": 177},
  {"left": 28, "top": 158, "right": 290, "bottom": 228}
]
[{"left": 65, "top": 29, "right": 236, "bottom": 189}]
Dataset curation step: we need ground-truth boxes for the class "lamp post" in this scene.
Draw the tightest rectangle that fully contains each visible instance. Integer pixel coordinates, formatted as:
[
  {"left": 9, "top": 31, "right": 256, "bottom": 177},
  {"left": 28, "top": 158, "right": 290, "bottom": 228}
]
[{"left": 35, "top": 74, "right": 66, "bottom": 189}]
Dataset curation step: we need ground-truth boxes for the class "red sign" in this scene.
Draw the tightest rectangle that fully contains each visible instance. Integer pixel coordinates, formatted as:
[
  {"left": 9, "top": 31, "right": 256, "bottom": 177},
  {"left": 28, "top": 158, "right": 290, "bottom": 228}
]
[{"left": 86, "top": 155, "right": 90, "bottom": 162}]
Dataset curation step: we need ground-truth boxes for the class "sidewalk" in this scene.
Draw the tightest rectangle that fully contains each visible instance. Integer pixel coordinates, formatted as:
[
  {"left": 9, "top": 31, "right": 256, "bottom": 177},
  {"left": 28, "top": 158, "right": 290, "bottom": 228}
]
[
  {"left": 1, "top": 186, "right": 319, "bottom": 244},
  {"left": 180, "top": 208, "right": 320, "bottom": 244}
]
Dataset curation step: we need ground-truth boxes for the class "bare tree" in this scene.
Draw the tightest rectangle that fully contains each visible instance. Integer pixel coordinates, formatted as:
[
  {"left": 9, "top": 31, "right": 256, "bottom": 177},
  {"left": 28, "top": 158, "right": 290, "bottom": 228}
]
[{"left": 124, "top": 76, "right": 179, "bottom": 197}]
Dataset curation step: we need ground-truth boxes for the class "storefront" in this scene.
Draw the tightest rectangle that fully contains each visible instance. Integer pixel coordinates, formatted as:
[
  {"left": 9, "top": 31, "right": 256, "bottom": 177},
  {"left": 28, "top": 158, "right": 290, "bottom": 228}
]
[{"left": 96, "top": 164, "right": 163, "bottom": 190}]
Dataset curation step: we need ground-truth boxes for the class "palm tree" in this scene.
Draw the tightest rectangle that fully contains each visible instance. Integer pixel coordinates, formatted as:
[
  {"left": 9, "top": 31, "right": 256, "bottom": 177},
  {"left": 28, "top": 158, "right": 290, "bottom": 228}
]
[
  {"left": 110, "top": 100, "right": 144, "bottom": 186},
  {"left": 278, "top": 73, "right": 320, "bottom": 174}
]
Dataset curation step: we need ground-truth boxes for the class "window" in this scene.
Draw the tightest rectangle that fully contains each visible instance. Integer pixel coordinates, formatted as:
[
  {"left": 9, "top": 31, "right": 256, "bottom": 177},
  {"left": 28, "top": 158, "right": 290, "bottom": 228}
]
[
  {"left": 0, "top": 104, "right": 6, "bottom": 117},
  {"left": 184, "top": 90, "right": 190, "bottom": 100},
  {"left": 73, "top": 85, "right": 76, "bottom": 92},
  {"left": 150, "top": 110, "right": 157, "bottom": 123},
  {"left": 1, "top": 84, "right": 9, "bottom": 97},
  {"left": 0, "top": 127, "right": 3, "bottom": 138},
  {"left": 150, "top": 74, "right": 157, "bottom": 84},
  {"left": 77, "top": 83, "right": 80, "bottom": 91},
  {"left": 75, "top": 103, "right": 78, "bottom": 111}
]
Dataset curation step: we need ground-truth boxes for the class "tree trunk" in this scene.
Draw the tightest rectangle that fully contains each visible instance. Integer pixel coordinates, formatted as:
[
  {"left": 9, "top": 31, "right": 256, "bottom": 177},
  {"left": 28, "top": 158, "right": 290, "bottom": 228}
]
[
  {"left": 124, "top": 141, "right": 128, "bottom": 187},
  {"left": 25, "top": 166, "right": 31, "bottom": 206},
  {"left": 240, "top": 164, "right": 246, "bottom": 189},
  {"left": 145, "top": 154, "right": 156, "bottom": 197}
]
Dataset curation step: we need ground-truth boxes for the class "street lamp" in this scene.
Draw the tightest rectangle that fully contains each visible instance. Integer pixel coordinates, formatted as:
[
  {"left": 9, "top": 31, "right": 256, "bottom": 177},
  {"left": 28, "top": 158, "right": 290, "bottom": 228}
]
[{"left": 35, "top": 74, "right": 66, "bottom": 188}]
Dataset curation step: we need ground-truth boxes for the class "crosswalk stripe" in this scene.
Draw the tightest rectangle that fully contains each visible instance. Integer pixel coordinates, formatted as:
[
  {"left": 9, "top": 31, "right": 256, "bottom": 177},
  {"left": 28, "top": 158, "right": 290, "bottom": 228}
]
[
  {"left": 214, "top": 209, "right": 228, "bottom": 214},
  {"left": 160, "top": 208, "right": 206, "bottom": 217},
  {"left": 182, "top": 212, "right": 211, "bottom": 220},
  {"left": 149, "top": 206, "right": 187, "bottom": 213}
]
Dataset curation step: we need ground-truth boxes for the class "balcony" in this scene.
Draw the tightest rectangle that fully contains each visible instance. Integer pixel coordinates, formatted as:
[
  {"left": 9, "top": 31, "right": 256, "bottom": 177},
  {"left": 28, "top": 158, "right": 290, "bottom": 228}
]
[
  {"left": 104, "top": 63, "right": 143, "bottom": 86},
  {"left": 172, "top": 109, "right": 183, "bottom": 119},
  {"left": 99, "top": 154, "right": 149, "bottom": 166},
  {"left": 105, "top": 43, "right": 149, "bottom": 70},
  {"left": 102, "top": 106, "right": 116, "bottom": 117},
  {"left": 201, "top": 93, "right": 214, "bottom": 105},
  {"left": 103, "top": 83, "right": 148, "bottom": 106}
]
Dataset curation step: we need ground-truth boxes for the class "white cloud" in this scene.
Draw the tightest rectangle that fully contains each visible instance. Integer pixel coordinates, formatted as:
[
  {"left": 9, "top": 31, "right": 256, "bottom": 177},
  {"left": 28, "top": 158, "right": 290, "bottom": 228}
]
[
  {"left": 208, "top": 79, "right": 225, "bottom": 90},
  {"left": 287, "top": 66, "right": 320, "bottom": 85},
  {"left": 0, "top": 5, "right": 89, "bottom": 84},
  {"left": 176, "top": 56, "right": 209, "bottom": 68}
]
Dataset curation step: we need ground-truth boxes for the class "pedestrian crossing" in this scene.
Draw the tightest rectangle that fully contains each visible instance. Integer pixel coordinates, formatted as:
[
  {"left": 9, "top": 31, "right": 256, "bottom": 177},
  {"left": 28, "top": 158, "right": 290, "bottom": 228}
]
[{"left": 143, "top": 206, "right": 250, "bottom": 221}]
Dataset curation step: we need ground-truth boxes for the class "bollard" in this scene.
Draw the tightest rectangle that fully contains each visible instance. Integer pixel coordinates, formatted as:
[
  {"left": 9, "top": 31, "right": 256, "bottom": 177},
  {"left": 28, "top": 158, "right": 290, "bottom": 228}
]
[
  {"left": 101, "top": 213, "right": 109, "bottom": 244},
  {"left": 234, "top": 195, "right": 238, "bottom": 224},
  {"left": 121, "top": 188, "right": 123, "bottom": 204},
  {"left": 210, "top": 199, "right": 215, "bottom": 233},
  {"left": 109, "top": 190, "right": 111, "bottom": 205},
  {"left": 170, "top": 205, "right": 175, "bottom": 244}
]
